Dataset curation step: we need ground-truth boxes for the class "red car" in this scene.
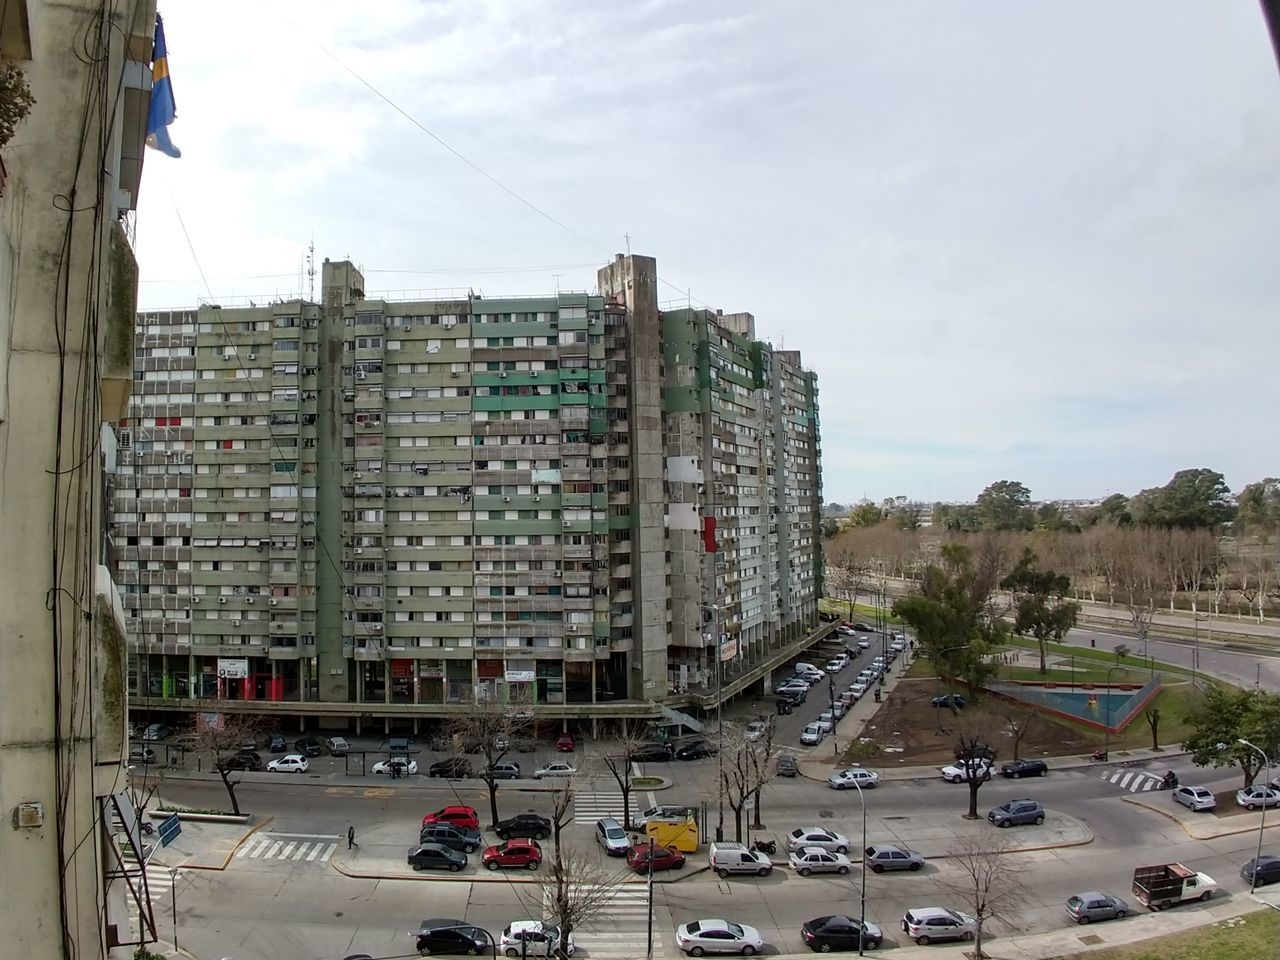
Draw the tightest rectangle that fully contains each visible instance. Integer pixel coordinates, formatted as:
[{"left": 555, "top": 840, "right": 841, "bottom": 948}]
[
  {"left": 421, "top": 804, "right": 480, "bottom": 831},
  {"left": 481, "top": 838, "right": 542, "bottom": 871},
  {"left": 626, "top": 843, "right": 686, "bottom": 873},
  {"left": 555, "top": 732, "right": 576, "bottom": 752}
]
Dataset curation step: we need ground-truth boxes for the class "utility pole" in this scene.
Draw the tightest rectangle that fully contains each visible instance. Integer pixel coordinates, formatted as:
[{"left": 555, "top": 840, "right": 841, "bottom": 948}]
[{"left": 646, "top": 836, "right": 656, "bottom": 960}]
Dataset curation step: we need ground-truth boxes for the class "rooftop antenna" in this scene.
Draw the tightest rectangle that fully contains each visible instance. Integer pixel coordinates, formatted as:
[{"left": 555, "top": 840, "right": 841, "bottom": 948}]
[
  {"left": 624, "top": 232, "right": 631, "bottom": 255},
  {"left": 306, "top": 238, "right": 316, "bottom": 303},
  {"left": 552, "top": 274, "right": 561, "bottom": 294}
]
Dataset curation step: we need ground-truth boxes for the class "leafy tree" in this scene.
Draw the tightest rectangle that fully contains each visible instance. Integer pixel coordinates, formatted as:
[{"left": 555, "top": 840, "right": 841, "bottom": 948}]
[
  {"left": 1236, "top": 478, "right": 1280, "bottom": 541},
  {"left": 1086, "top": 494, "right": 1133, "bottom": 528},
  {"left": 820, "top": 517, "right": 840, "bottom": 539},
  {"left": 1130, "top": 468, "right": 1235, "bottom": 529},
  {"left": 1182, "top": 687, "right": 1280, "bottom": 788},
  {"left": 849, "top": 503, "right": 886, "bottom": 527},
  {"left": 1033, "top": 502, "right": 1080, "bottom": 533},
  {"left": 933, "top": 502, "right": 982, "bottom": 532},
  {"left": 976, "top": 480, "right": 1033, "bottom": 531},
  {"left": 1000, "top": 549, "right": 1081, "bottom": 674},
  {"left": 0, "top": 64, "right": 36, "bottom": 149}
]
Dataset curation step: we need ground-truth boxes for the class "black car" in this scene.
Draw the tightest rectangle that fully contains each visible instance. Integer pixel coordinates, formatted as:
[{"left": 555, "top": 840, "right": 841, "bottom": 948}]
[
  {"left": 412, "top": 919, "right": 491, "bottom": 956},
  {"left": 222, "top": 751, "right": 264, "bottom": 771},
  {"left": 419, "top": 822, "right": 483, "bottom": 853},
  {"left": 1241, "top": 854, "right": 1280, "bottom": 887},
  {"left": 776, "top": 755, "right": 798, "bottom": 777},
  {"left": 932, "top": 694, "right": 967, "bottom": 709},
  {"left": 630, "top": 742, "right": 674, "bottom": 763},
  {"left": 674, "top": 739, "right": 717, "bottom": 760},
  {"left": 294, "top": 736, "right": 324, "bottom": 757},
  {"left": 801, "top": 915, "right": 883, "bottom": 951},
  {"left": 1001, "top": 758, "right": 1049, "bottom": 779},
  {"left": 268, "top": 734, "right": 287, "bottom": 753},
  {"left": 819, "top": 611, "right": 839, "bottom": 622},
  {"left": 495, "top": 814, "right": 551, "bottom": 841},
  {"left": 428, "top": 757, "right": 473, "bottom": 779},
  {"left": 407, "top": 842, "right": 467, "bottom": 872}
]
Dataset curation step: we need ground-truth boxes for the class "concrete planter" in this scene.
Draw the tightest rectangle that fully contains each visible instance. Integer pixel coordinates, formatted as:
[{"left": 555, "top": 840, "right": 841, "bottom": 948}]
[{"left": 149, "top": 810, "right": 251, "bottom": 825}]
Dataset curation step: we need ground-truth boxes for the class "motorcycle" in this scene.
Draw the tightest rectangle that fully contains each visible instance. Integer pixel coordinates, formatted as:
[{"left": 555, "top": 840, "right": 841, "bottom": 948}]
[
  {"left": 1159, "top": 771, "right": 1178, "bottom": 790},
  {"left": 1089, "top": 750, "right": 1108, "bottom": 762},
  {"left": 750, "top": 838, "right": 776, "bottom": 856}
]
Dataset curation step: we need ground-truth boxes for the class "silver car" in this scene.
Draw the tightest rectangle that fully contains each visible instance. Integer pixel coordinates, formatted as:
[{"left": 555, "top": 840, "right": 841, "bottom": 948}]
[
  {"left": 864, "top": 843, "right": 925, "bottom": 873},
  {"left": 594, "top": 817, "right": 631, "bottom": 856},
  {"left": 789, "top": 846, "right": 852, "bottom": 876},
  {"left": 787, "top": 827, "right": 851, "bottom": 854},
  {"left": 1065, "top": 892, "right": 1129, "bottom": 924},
  {"left": 1173, "top": 785, "right": 1216, "bottom": 811}
]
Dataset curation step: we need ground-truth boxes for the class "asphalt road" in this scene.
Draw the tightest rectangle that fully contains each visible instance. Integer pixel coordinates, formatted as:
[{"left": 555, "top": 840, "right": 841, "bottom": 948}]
[
  {"left": 1062, "top": 624, "right": 1280, "bottom": 691},
  {"left": 159, "top": 749, "right": 1268, "bottom": 960}
]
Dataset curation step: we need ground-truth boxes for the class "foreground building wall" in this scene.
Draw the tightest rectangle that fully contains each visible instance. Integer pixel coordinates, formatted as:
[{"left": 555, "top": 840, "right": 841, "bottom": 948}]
[
  {"left": 118, "top": 254, "right": 822, "bottom": 730},
  {"left": 0, "top": 2, "right": 157, "bottom": 957}
]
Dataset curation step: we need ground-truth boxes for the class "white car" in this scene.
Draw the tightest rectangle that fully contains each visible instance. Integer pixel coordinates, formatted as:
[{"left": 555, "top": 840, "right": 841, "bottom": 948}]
[
  {"left": 372, "top": 757, "right": 417, "bottom": 776},
  {"left": 533, "top": 762, "right": 577, "bottom": 779},
  {"left": 901, "top": 907, "right": 977, "bottom": 945},
  {"left": 890, "top": 639, "right": 907, "bottom": 652},
  {"left": 501, "top": 920, "right": 576, "bottom": 957},
  {"left": 267, "top": 754, "right": 309, "bottom": 773},
  {"left": 787, "top": 827, "right": 851, "bottom": 854},
  {"left": 856, "top": 638, "right": 871, "bottom": 649},
  {"left": 744, "top": 721, "right": 768, "bottom": 742},
  {"left": 789, "top": 846, "right": 852, "bottom": 876},
  {"left": 848, "top": 682, "right": 868, "bottom": 698},
  {"left": 831, "top": 701, "right": 847, "bottom": 719},
  {"left": 800, "top": 723, "right": 825, "bottom": 745},
  {"left": 814, "top": 712, "right": 835, "bottom": 733},
  {"left": 675, "top": 919, "right": 764, "bottom": 957},
  {"left": 828, "top": 767, "right": 880, "bottom": 790},
  {"left": 1237, "top": 786, "right": 1280, "bottom": 810},
  {"left": 836, "top": 626, "right": 857, "bottom": 637},
  {"left": 940, "top": 759, "right": 993, "bottom": 784}
]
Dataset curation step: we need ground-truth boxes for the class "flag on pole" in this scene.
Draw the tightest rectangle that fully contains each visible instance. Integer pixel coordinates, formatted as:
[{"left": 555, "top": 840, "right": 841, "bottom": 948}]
[{"left": 145, "top": 14, "right": 181, "bottom": 158}]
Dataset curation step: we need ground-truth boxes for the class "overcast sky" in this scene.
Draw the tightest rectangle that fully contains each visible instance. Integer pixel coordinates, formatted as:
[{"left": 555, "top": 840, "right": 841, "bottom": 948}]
[{"left": 135, "top": 1, "right": 1280, "bottom": 505}]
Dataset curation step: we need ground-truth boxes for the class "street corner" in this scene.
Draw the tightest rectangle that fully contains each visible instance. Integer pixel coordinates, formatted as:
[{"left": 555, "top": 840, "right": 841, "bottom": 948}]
[
  {"left": 870, "top": 808, "right": 1093, "bottom": 859},
  {"left": 329, "top": 842, "right": 544, "bottom": 883},
  {"left": 1121, "top": 792, "right": 1279, "bottom": 841},
  {"left": 152, "top": 812, "right": 274, "bottom": 870}
]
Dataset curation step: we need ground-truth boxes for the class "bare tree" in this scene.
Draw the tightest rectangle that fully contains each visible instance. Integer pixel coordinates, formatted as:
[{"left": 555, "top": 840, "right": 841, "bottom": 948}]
[
  {"left": 719, "top": 725, "right": 752, "bottom": 842},
  {"left": 748, "top": 721, "right": 777, "bottom": 830},
  {"left": 441, "top": 689, "right": 532, "bottom": 829},
  {"left": 826, "top": 556, "right": 867, "bottom": 621},
  {"left": 598, "top": 719, "right": 653, "bottom": 830},
  {"left": 188, "top": 714, "right": 265, "bottom": 816},
  {"left": 1001, "top": 703, "right": 1039, "bottom": 762},
  {"left": 526, "top": 777, "right": 627, "bottom": 959},
  {"left": 1111, "top": 531, "right": 1162, "bottom": 655},
  {"left": 937, "top": 833, "right": 1025, "bottom": 958},
  {"left": 1145, "top": 706, "right": 1161, "bottom": 750},
  {"left": 954, "top": 722, "right": 997, "bottom": 820}
]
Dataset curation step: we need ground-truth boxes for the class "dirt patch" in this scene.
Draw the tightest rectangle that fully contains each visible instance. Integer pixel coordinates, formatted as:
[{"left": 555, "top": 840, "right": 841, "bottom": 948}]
[{"left": 855, "top": 679, "right": 1092, "bottom": 765}]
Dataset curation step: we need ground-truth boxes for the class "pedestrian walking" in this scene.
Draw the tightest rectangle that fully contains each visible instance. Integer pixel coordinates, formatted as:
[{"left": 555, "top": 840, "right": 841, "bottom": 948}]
[{"left": 347, "top": 825, "right": 355, "bottom": 849}]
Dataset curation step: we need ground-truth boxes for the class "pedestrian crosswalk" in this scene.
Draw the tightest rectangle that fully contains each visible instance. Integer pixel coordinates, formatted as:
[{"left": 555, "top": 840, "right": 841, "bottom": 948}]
[
  {"left": 235, "top": 832, "right": 339, "bottom": 863},
  {"left": 544, "top": 883, "right": 661, "bottom": 958},
  {"left": 1101, "top": 768, "right": 1162, "bottom": 793},
  {"left": 573, "top": 792, "right": 628, "bottom": 825},
  {"left": 118, "top": 848, "right": 177, "bottom": 941}
]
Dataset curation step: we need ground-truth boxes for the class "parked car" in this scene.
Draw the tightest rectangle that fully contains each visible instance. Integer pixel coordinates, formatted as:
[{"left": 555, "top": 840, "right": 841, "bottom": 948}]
[
  {"left": 627, "top": 843, "right": 686, "bottom": 873},
  {"left": 1065, "top": 892, "right": 1129, "bottom": 924},
  {"left": 142, "top": 723, "right": 172, "bottom": 742},
  {"left": 864, "top": 843, "right": 926, "bottom": 873},
  {"left": 814, "top": 712, "right": 835, "bottom": 733},
  {"left": 744, "top": 721, "right": 769, "bottom": 742},
  {"left": 1173, "top": 785, "right": 1217, "bottom": 812},
  {"left": 1131, "top": 862, "right": 1218, "bottom": 909},
  {"left": 428, "top": 757, "right": 473, "bottom": 779},
  {"left": 800, "top": 723, "right": 825, "bottom": 746},
  {"left": 828, "top": 767, "right": 880, "bottom": 790},
  {"left": 931, "top": 695, "right": 966, "bottom": 709},
  {"left": 1000, "top": 758, "right": 1048, "bottom": 778},
  {"left": 372, "top": 757, "right": 417, "bottom": 776},
  {"left": 482, "top": 839, "right": 542, "bottom": 871},
  {"left": 789, "top": 847, "right": 852, "bottom": 876},
  {"left": 787, "top": 827, "right": 850, "bottom": 854},
  {"left": 801, "top": 916, "right": 883, "bottom": 952},
  {"left": 1236, "top": 785, "right": 1280, "bottom": 810},
  {"left": 675, "top": 919, "right": 764, "bottom": 957},
  {"left": 421, "top": 805, "right": 481, "bottom": 830},
  {"left": 630, "top": 742, "right": 675, "bottom": 762},
  {"left": 268, "top": 734, "right": 287, "bottom": 753},
  {"left": 223, "top": 751, "right": 263, "bottom": 771},
  {"left": 555, "top": 732, "right": 576, "bottom": 752},
  {"left": 266, "top": 754, "right": 309, "bottom": 773},
  {"left": 406, "top": 842, "right": 466, "bottom": 872},
  {"left": 495, "top": 813, "right": 551, "bottom": 840},
  {"left": 294, "top": 737, "right": 324, "bottom": 757},
  {"left": 988, "top": 799, "right": 1045, "bottom": 827},
  {"left": 939, "top": 759, "right": 993, "bottom": 783},
  {"left": 325, "top": 737, "right": 349, "bottom": 757},
  {"left": 1240, "top": 854, "right": 1280, "bottom": 887},
  {"left": 128, "top": 746, "right": 157, "bottom": 765},
  {"left": 675, "top": 739, "right": 717, "bottom": 760},
  {"left": 418, "top": 822, "right": 482, "bottom": 853},
  {"left": 410, "top": 918, "right": 491, "bottom": 956},
  {"left": 708, "top": 841, "right": 772, "bottom": 878},
  {"left": 848, "top": 682, "right": 868, "bottom": 699},
  {"left": 500, "top": 921, "right": 574, "bottom": 958},
  {"left": 534, "top": 761, "right": 577, "bottom": 779},
  {"left": 484, "top": 760, "right": 521, "bottom": 780},
  {"left": 595, "top": 817, "right": 631, "bottom": 856},
  {"left": 776, "top": 755, "right": 798, "bottom": 777},
  {"left": 900, "top": 907, "right": 976, "bottom": 945},
  {"left": 856, "top": 638, "right": 871, "bottom": 649}
]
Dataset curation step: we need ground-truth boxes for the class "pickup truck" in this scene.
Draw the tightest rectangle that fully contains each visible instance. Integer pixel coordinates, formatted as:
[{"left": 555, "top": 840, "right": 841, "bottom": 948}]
[{"left": 1132, "top": 863, "right": 1218, "bottom": 910}]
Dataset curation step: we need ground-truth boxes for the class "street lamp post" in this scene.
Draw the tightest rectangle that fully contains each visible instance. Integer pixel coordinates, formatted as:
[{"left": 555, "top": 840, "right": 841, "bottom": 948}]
[
  {"left": 933, "top": 644, "right": 971, "bottom": 735},
  {"left": 830, "top": 675, "right": 839, "bottom": 760},
  {"left": 849, "top": 778, "right": 869, "bottom": 956},
  {"left": 1102, "top": 665, "right": 1124, "bottom": 761},
  {"left": 1238, "top": 738, "right": 1271, "bottom": 895}
]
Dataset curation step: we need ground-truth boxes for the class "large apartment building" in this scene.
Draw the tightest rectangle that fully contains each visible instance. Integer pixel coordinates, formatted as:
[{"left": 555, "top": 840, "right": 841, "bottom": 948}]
[{"left": 115, "top": 254, "right": 822, "bottom": 733}]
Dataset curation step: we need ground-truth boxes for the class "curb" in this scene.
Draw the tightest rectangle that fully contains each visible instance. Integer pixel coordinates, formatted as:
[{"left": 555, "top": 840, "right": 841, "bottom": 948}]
[
  {"left": 178, "top": 814, "right": 274, "bottom": 871},
  {"left": 1121, "top": 794, "right": 1280, "bottom": 841},
  {"left": 798, "top": 750, "right": 1191, "bottom": 784},
  {"left": 329, "top": 852, "right": 675, "bottom": 885}
]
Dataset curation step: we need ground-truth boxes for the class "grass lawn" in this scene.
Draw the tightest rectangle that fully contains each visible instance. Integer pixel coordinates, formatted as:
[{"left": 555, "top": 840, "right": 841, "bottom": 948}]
[
  {"left": 996, "top": 662, "right": 1150, "bottom": 684},
  {"left": 1003, "top": 636, "right": 1201, "bottom": 681},
  {"left": 1046, "top": 911, "right": 1278, "bottom": 960},
  {"left": 820, "top": 597, "right": 903, "bottom": 624}
]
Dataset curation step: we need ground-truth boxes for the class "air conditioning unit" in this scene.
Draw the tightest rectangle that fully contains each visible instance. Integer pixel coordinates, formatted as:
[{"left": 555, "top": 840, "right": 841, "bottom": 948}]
[
  {"left": 532, "top": 496, "right": 541, "bottom": 502},
  {"left": 354, "top": 548, "right": 364, "bottom": 555},
  {"left": 503, "top": 497, "right": 511, "bottom": 503},
  {"left": 562, "top": 520, "right": 571, "bottom": 528},
  {"left": 218, "top": 597, "right": 227, "bottom": 604},
  {"left": 450, "top": 371, "right": 459, "bottom": 378},
  {"left": 245, "top": 597, "right": 254, "bottom": 604},
  {"left": 552, "top": 570, "right": 561, "bottom": 577},
  {"left": 268, "top": 598, "right": 278, "bottom": 606},
  {"left": 192, "top": 597, "right": 201, "bottom": 603},
  {"left": 372, "top": 624, "right": 383, "bottom": 632},
  {"left": 247, "top": 353, "right": 257, "bottom": 360},
  {"left": 531, "top": 371, "right": 539, "bottom": 377},
  {"left": 588, "top": 318, "right": 598, "bottom": 326},
  {"left": 273, "top": 622, "right": 283, "bottom": 630},
  {"left": 231, "top": 619, "right": 241, "bottom": 627},
  {"left": 354, "top": 472, "right": 363, "bottom": 479},
  {"left": 499, "top": 371, "right": 508, "bottom": 378},
  {"left": 355, "top": 370, "right": 367, "bottom": 380}
]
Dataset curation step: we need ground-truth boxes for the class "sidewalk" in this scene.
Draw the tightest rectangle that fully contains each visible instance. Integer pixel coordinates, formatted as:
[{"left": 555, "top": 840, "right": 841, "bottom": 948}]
[
  {"left": 144, "top": 811, "right": 272, "bottom": 870},
  {"left": 799, "top": 746, "right": 1193, "bottom": 784},
  {"left": 1122, "top": 791, "right": 1280, "bottom": 841}
]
